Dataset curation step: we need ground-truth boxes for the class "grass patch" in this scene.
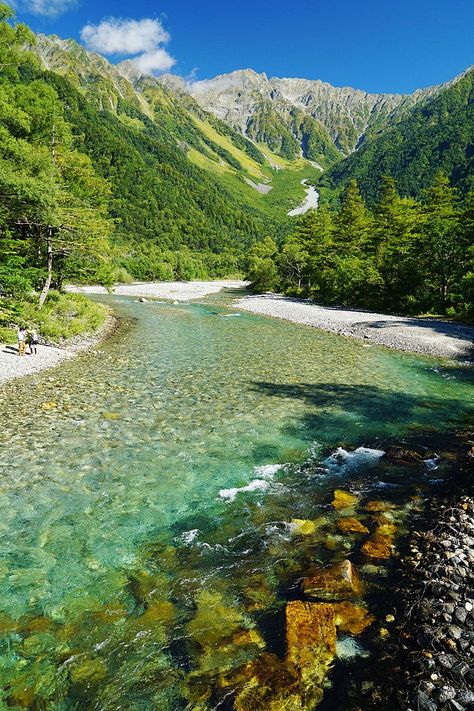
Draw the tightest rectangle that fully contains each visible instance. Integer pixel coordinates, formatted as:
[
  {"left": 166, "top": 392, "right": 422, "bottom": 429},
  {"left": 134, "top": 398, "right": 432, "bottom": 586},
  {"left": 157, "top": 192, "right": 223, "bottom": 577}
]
[{"left": 191, "top": 115, "right": 271, "bottom": 181}]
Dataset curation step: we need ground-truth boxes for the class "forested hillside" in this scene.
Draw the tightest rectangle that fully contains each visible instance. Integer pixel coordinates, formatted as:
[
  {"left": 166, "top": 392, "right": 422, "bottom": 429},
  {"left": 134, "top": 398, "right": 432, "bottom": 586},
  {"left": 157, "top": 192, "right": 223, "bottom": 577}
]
[
  {"left": 249, "top": 175, "right": 474, "bottom": 317},
  {"left": 0, "top": 4, "right": 292, "bottom": 342},
  {"left": 320, "top": 68, "right": 474, "bottom": 203}
]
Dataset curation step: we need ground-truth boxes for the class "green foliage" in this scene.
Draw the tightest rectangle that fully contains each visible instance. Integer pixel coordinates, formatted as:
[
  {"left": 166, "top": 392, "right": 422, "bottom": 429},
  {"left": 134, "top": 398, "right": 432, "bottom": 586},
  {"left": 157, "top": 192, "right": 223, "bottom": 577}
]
[
  {"left": 246, "top": 237, "right": 279, "bottom": 292},
  {"left": 0, "top": 291, "right": 107, "bottom": 342},
  {"left": 321, "top": 69, "right": 474, "bottom": 202},
  {"left": 258, "top": 175, "right": 473, "bottom": 316}
]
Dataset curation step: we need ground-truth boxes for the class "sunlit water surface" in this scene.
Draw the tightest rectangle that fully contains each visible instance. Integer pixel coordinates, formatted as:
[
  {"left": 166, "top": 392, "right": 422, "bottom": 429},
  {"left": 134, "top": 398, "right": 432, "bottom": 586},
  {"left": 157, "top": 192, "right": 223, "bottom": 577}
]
[{"left": 0, "top": 290, "right": 472, "bottom": 709}]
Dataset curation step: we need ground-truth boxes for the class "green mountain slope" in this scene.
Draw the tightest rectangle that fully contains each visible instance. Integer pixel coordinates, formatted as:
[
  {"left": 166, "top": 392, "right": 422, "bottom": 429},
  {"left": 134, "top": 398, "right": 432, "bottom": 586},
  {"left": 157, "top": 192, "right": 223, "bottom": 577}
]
[
  {"left": 35, "top": 34, "right": 322, "bottom": 220},
  {"left": 320, "top": 68, "right": 474, "bottom": 203}
]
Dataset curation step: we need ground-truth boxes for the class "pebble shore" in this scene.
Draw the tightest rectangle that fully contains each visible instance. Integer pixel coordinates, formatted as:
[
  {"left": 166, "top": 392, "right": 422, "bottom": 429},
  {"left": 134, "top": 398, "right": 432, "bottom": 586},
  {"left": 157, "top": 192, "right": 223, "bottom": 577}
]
[
  {"left": 396, "top": 496, "right": 474, "bottom": 711},
  {"left": 0, "top": 316, "right": 116, "bottom": 386}
]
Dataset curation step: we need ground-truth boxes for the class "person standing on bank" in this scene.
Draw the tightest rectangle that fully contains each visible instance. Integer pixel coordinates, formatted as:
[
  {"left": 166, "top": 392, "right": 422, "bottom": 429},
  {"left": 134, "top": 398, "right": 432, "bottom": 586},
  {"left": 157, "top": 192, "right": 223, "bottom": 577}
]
[
  {"left": 17, "top": 326, "right": 27, "bottom": 356},
  {"left": 29, "top": 328, "right": 39, "bottom": 355}
]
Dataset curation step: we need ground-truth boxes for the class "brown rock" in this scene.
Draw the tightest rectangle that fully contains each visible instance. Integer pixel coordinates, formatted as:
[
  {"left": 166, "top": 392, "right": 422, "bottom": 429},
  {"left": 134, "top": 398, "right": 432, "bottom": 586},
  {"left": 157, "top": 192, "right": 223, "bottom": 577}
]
[
  {"left": 334, "top": 602, "right": 375, "bottom": 635},
  {"left": 361, "top": 533, "right": 394, "bottom": 559},
  {"left": 364, "top": 500, "right": 396, "bottom": 513},
  {"left": 286, "top": 600, "right": 336, "bottom": 669},
  {"left": 337, "top": 517, "right": 369, "bottom": 534},
  {"left": 302, "top": 559, "right": 363, "bottom": 600},
  {"left": 384, "top": 447, "right": 423, "bottom": 465},
  {"left": 332, "top": 489, "right": 358, "bottom": 510}
]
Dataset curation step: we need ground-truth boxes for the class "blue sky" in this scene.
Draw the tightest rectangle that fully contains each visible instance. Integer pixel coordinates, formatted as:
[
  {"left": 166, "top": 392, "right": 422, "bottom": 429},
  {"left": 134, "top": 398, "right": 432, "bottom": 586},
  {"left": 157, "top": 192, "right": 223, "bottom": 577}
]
[{"left": 10, "top": 0, "right": 474, "bottom": 93}]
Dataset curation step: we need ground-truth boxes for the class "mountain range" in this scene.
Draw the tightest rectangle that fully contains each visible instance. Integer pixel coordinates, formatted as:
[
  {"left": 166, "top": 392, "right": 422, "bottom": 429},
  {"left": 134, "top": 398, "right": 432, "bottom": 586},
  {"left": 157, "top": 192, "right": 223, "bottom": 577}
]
[{"left": 34, "top": 33, "right": 474, "bottom": 205}]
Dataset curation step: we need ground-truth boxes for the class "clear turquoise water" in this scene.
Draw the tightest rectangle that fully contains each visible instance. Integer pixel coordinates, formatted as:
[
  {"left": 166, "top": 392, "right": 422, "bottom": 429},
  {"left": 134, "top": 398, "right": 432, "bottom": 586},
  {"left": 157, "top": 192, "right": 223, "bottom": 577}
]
[{"left": 0, "top": 291, "right": 472, "bottom": 709}]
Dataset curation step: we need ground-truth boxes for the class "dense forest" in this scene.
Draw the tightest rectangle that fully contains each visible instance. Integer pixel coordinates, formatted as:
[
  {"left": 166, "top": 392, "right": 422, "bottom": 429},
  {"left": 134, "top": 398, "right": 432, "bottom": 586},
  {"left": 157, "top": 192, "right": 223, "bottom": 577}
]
[
  {"left": 248, "top": 175, "right": 474, "bottom": 317},
  {"left": 0, "top": 4, "right": 281, "bottom": 340},
  {"left": 320, "top": 69, "right": 474, "bottom": 204}
]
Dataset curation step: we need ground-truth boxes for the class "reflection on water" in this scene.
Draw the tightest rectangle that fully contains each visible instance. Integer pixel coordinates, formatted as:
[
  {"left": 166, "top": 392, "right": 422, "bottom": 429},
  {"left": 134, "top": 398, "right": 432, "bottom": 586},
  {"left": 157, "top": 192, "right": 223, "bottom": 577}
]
[{"left": 0, "top": 291, "right": 472, "bottom": 708}]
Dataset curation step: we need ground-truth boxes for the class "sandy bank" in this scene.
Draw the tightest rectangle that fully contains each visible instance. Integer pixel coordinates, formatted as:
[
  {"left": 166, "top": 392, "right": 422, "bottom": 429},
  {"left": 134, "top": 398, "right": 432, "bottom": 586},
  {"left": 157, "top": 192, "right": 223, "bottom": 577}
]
[
  {"left": 234, "top": 294, "right": 474, "bottom": 360},
  {"left": 0, "top": 317, "right": 115, "bottom": 386},
  {"left": 67, "top": 279, "right": 247, "bottom": 302}
]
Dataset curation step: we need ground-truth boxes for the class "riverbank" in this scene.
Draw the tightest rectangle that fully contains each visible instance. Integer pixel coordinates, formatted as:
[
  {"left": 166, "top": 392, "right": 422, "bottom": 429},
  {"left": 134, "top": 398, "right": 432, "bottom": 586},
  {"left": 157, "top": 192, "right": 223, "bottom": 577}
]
[
  {"left": 372, "top": 489, "right": 474, "bottom": 711},
  {"left": 234, "top": 294, "right": 474, "bottom": 360},
  {"left": 0, "top": 316, "right": 116, "bottom": 386},
  {"left": 67, "top": 279, "right": 247, "bottom": 302}
]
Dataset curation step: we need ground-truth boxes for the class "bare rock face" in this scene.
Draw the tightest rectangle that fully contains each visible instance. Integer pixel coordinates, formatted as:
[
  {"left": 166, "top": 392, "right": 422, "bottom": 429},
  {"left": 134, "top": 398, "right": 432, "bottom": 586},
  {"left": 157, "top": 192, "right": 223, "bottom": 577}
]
[
  {"left": 302, "top": 559, "right": 364, "bottom": 600},
  {"left": 176, "top": 68, "right": 454, "bottom": 156}
]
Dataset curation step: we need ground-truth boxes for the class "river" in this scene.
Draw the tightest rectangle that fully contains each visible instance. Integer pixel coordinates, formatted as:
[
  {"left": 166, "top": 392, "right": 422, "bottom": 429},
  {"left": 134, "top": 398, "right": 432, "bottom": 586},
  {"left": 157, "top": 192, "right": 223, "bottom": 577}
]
[
  {"left": 288, "top": 179, "right": 319, "bottom": 216},
  {"left": 0, "top": 289, "right": 472, "bottom": 709}
]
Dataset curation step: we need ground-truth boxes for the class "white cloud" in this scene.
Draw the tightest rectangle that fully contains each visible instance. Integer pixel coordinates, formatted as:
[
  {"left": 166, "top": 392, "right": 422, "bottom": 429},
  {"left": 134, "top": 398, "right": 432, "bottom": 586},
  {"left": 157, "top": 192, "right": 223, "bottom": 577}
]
[
  {"left": 131, "top": 48, "right": 175, "bottom": 74},
  {"left": 80, "top": 17, "right": 175, "bottom": 76},
  {"left": 11, "top": 0, "right": 76, "bottom": 16}
]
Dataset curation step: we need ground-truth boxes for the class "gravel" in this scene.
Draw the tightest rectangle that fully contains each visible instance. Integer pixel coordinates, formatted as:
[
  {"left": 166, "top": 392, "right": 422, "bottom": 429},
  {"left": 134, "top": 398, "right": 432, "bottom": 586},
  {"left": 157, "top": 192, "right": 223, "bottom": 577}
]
[
  {"left": 67, "top": 280, "right": 247, "bottom": 302},
  {"left": 234, "top": 294, "right": 474, "bottom": 360},
  {"left": 0, "top": 317, "right": 115, "bottom": 386}
]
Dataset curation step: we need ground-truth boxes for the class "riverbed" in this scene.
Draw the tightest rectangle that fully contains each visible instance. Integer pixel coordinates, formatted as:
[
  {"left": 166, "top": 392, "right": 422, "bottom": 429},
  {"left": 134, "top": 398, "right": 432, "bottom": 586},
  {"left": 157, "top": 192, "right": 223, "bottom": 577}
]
[
  {"left": 288, "top": 179, "right": 319, "bottom": 216},
  {"left": 0, "top": 289, "right": 472, "bottom": 709}
]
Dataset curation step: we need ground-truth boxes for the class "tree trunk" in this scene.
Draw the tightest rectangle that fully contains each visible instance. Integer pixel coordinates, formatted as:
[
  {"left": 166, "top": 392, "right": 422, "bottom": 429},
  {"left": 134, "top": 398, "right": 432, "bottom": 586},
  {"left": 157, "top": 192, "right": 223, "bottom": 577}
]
[{"left": 39, "top": 227, "right": 53, "bottom": 308}]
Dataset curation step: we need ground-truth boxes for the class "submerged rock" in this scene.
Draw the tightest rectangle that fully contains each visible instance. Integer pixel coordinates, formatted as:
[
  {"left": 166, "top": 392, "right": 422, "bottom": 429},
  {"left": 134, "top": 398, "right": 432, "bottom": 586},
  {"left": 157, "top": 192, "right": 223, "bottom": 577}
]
[
  {"left": 286, "top": 600, "right": 336, "bottom": 666},
  {"left": 290, "top": 518, "right": 317, "bottom": 535},
  {"left": 186, "top": 590, "right": 249, "bottom": 647},
  {"left": 334, "top": 602, "right": 375, "bottom": 635},
  {"left": 364, "top": 500, "right": 397, "bottom": 513},
  {"left": 302, "top": 559, "right": 363, "bottom": 601},
  {"left": 361, "top": 530, "right": 394, "bottom": 559},
  {"left": 384, "top": 446, "right": 424, "bottom": 465},
  {"left": 336, "top": 517, "right": 370, "bottom": 534},
  {"left": 332, "top": 489, "right": 359, "bottom": 510},
  {"left": 70, "top": 657, "right": 108, "bottom": 685}
]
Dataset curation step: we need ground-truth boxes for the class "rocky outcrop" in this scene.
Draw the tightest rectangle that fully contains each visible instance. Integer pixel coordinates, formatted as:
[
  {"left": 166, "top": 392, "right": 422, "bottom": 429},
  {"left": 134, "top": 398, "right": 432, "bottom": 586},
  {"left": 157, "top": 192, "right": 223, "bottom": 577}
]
[{"left": 165, "top": 68, "right": 465, "bottom": 157}]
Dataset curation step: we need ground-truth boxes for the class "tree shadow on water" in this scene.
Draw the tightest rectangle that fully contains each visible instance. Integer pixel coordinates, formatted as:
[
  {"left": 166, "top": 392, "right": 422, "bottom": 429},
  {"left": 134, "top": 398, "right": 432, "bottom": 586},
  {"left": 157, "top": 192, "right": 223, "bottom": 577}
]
[{"left": 251, "top": 381, "right": 473, "bottom": 445}]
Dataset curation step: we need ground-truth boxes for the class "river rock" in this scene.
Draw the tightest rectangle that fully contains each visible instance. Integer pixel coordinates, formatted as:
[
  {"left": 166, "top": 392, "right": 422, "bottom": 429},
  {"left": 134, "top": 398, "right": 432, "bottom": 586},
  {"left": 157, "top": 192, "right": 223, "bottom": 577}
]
[
  {"left": 384, "top": 446, "right": 424, "bottom": 465},
  {"left": 364, "top": 500, "right": 397, "bottom": 512},
  {"left": 186, "top": 590, "right": 248, "bottom": 646},
  {"left": 290, "top": 518, "right": 317, "bottom": 535},
  {"left": 302, "top": 559, "right": 363, "bottom": 600},
  {"left": 336, "top": 517, "right": 370, "bottom": 534},
  {"left": 332, "top": 489, "right": 359, "bottom": 510},
  {"left": 334, "top": 602, "right": 375, "bottom": 635},
  {"left": 361, "top": 532, "right": 394, "bottom": 559}
]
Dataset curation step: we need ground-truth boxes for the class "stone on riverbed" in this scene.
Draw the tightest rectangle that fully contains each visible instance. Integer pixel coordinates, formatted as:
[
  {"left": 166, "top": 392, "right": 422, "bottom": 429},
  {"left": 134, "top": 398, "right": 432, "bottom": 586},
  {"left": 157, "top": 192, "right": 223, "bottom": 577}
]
[
  {"left": 334, "top": 602, "right": 375, "bottom": 635},
  {"left": 290, "top": 518, "right": 317, "bottom": 535},
  {"left": 332, "top": 489, "right": 359, "bottom": 510},
  {"left": 286, "top": 600, "right": 336, "bottom": 666},
  {"left": 364, "top": 500, "right": 397, "bottom": 513},
  {"left": 336, "top": 517, "right": 370, "bottom": 534},
  {"left": 361, "top": 531, "right": 394, "bottom": 559},
  {"left": 302, "top": 559, "right": 363, "bottom": 600}
]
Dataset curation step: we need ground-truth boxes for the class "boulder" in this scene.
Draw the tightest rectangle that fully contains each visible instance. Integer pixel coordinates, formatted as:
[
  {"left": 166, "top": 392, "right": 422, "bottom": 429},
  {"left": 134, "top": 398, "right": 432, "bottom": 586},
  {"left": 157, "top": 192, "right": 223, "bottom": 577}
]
[
  {"left": 384, "top": 446, "right": 423, "bottom": 466},
  {"left": 332, "top": 489, "right": 359, "bottom": 510},
  {"left": 336, "top": 517, "right": 370, "bottom": 534},
  {"left": 302, "top": 559, "right": 363, "bottom": 600},
  {"left": 286, "top": 600, "right": 336, "bottom": 668}
]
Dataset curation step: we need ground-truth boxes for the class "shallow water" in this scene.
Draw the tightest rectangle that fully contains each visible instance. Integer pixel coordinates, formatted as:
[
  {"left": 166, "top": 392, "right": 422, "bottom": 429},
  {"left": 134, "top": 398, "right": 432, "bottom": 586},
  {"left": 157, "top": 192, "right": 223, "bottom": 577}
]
[{"left": 0, "top": 290, "right": 472, "bottom": 709}]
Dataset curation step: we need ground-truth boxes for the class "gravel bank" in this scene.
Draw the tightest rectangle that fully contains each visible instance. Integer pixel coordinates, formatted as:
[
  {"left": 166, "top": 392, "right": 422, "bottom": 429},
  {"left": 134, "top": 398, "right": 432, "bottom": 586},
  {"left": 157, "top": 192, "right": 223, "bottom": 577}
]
[
  {"left": 378, "top": 492, "right": 474, "bottom": 711},
  {"left": 0, "top": 317, "right": 115, "bottom": 386},
  {"left": 235, "top": 294, "right": 474, "bottom": 360},
  {"left": 67, "top": 280, "right": 247, "bottom": 302}
]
